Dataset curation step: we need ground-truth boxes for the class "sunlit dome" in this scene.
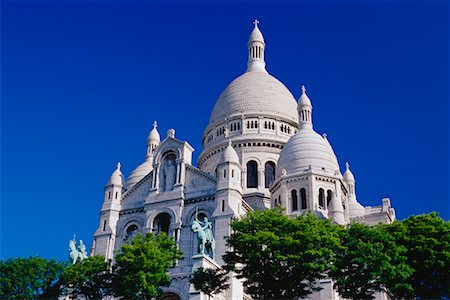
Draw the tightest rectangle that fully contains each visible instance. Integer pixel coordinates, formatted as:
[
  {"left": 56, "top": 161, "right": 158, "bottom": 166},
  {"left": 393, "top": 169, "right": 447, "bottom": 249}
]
[
  {"left": 276, "top": 127, "right": 340, "bottom": 177},
  {"left": 208, "top": 71, "right": 298, "bottom": 125}
]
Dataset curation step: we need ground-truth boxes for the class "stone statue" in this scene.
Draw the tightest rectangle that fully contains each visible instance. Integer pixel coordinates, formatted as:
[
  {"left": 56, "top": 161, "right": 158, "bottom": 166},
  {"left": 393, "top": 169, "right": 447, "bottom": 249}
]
[
  {"left": 69, "top": 236, "right": 88, "bottom": 265},
  {"left": 191, "top": 216, "right": 215, "bottom": 259}
]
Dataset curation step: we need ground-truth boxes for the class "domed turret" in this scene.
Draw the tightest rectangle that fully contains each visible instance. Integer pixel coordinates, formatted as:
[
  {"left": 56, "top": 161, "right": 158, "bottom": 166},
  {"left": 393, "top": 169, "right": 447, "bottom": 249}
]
[
  {"left": 343, "top": 162, "right": 355, "bottom": 182},
  {"left": 126, "top": 121, "right": 160, "bottom": 189},
  {"left": 276, "top": 86, "right": 339, "bottom": 177},
  {"left": 221, "top": 139, "right": 239, "bottom": 164},
  {"left": 247, "top": 19, "right": 267, "bottom": 73},
  {"left": 343, "top": 162, "right": 365, "bottom": 218},
  {"left": 107, "top": 162, "right": 124, "bottom": 186},
  {"left": 147, "top": 120, "right": 160, "bottom": 155}
]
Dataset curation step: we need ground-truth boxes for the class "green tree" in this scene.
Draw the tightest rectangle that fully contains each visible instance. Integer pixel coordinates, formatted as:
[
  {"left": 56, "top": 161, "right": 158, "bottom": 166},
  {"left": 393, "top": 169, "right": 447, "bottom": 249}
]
[
  {"left": 61, "top": 256, "right": 112, "bottom": 300},
  {"left": 330, "top": 223, "right": 413, "bottom": 299},
  {"left": 391, "top": 212, "right": 450, "bottom": 298},
  {"left": 190, "top": 267, "right": 230, "bottom": 297},
  {"left": 111, "top": 232, "right": 183, "bottom": 300},
  {"left": 0, "top": 256, "right": 66, "bottom": 299},
  {"left": 223, "top": 209, "right": 342, "bottom": 299}
]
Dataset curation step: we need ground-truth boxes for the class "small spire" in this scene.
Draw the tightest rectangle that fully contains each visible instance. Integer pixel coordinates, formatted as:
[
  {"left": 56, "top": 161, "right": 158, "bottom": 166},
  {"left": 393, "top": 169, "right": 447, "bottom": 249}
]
[
  {"left": 346, "top": 162, "right": 350, "bottom": 170},
  {"left": 246, "top": 19, "right": 267, "bottom": 73},
  {"left": 153, "top": 120, "right": 157, "bottom": 129},
  {"left": 117, "top": 162, "right": 121, "bottom": 170},
  {"left": 301, "top": 85, "right": 306, "bottom": 95}
]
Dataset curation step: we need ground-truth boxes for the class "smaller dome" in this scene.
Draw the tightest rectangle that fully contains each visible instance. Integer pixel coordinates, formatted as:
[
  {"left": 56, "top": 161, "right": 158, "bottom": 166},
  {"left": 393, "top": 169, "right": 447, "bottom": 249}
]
[
  {"left": 126, "top": 158, "right": 153, "bottom": 189},
  {"left": 221, "top": 141, "right": 239, "bottom": 164},
  {"left": 343, "top": 162, "right": 355, "bottom": 182},
  {"left": 148, "top": 121, "right": 160, "bottom": 142},
  {"left": 277, "top": 127, "right": 340, "bottom": 177},
  {"left": 107, "top": 162, "right": 124, "bottom": 186}
]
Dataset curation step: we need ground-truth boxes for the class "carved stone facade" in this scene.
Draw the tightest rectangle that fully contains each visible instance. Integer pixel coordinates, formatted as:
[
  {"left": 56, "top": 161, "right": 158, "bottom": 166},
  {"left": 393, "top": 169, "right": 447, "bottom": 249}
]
[{"left": 91, "top": 21, "right": 395, "bottom": 300}]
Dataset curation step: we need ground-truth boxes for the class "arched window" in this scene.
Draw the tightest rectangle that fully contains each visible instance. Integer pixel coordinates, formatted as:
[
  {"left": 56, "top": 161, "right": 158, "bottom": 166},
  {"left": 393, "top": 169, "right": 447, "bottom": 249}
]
[
  {"left": 125, "top": 224, "right": 138, "bottom": 241},
  {"left": 153, "top": 213, "right": 171, "bottom": 235},
  {"left": 264, "top": 161, "right": 276, "bottom": 188},
  {"left": 300, "top": 188, "right": 307, "bottom": 209},
  {"left": 246, "top": 160, "right": 258, "bottom": 188},
  {"left": 327, "top": 190, "right": 333, "bottom": 208},
  {"left": 291, "top": 190, "right": 298, "bottom": 211},
  {"left": 318, "top": 188, "right": 325, "bottom": 209},
  {"left": 161, "top": 293, "right": 181, "bottom": 300}
]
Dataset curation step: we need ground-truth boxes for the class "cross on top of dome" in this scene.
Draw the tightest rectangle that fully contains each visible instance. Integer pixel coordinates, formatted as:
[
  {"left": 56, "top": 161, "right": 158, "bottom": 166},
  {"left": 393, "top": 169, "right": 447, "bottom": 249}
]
[{"left": 253, "top": 19, "right": 259, "bottom": 28}]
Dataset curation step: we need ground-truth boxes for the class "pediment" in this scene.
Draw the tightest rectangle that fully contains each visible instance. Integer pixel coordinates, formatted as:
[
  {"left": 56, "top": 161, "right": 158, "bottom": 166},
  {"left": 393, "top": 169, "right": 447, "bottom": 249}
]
[
  {"left": 184, "top": 166, "right": 217, "bottom": 198},
  {"left": 122, "top": 172, "right": 153, "bottom": 206}
]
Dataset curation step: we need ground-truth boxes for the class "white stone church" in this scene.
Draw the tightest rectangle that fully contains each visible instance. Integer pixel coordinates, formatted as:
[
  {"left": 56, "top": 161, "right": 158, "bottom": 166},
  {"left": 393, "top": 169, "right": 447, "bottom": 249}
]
[{"left": 90, "top": 21, "right": 396, "bottom": 300}]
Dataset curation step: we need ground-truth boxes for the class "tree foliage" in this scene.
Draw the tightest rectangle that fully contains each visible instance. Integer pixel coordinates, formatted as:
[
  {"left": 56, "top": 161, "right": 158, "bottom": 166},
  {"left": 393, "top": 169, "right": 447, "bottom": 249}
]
[
  {"left": 0, "top": 256, "right": 65, "bottom": 299},
  {"left": 111, "top": 232, "right": 183, "bottom": 300},
  {"left": 390, "top": 212, "right": 450, "bottom": 298},
  {"left": 223, "top": 208, "right": 342, "bottom": 299},
  {"left": 330, "top": 223, "right": 413, "bottom": 299},
  {"left": 61, "top": 256, "right": 112, "bottom": 300},
  {"left": 190, "top": 267, "right": 230, "bottom": 296}
]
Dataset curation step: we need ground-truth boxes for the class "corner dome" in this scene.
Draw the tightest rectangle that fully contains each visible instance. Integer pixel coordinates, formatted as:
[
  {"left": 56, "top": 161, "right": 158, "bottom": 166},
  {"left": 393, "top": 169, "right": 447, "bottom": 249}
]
[
  {"left": 221, "top": 141, "right": 239, "bottom": 164},
  {"left": 277, "top": 128, "right": 340, "bottom": 177},
  {"left": 209, "top": 71, "right": 298, "bottom": 125},
  {"left": 343, "top": 162, "right": 355, "bottom": 182},
  {"left": 107, "top": 162, "right": 124, "bottom": 186}
]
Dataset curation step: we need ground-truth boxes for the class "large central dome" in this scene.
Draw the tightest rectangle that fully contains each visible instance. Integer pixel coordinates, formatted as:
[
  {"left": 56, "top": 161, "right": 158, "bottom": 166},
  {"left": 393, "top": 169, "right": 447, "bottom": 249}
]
[{"left": 209, "top": 71, "right": 298, "bottom": 124}]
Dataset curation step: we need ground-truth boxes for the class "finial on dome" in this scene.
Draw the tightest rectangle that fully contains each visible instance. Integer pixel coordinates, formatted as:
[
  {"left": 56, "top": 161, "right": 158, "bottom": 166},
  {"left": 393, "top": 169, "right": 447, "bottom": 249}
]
[
  {"left": 153, "top": 120, "right": 157, "bottom": 128},
  {"left": 322, "top": 133, "right": 327, "bottom": 139},
  {"left": 117, "top": 162, "right": 121, "bottom": 170},
  {"left": 246, "top": 19, "right": 267, "bottom": 73},
  {"left": 298, "top": 84, "right": 313, "bottom": 130},
  {"left": 346, "top": 162, "right": 350, "bottom": 170}
]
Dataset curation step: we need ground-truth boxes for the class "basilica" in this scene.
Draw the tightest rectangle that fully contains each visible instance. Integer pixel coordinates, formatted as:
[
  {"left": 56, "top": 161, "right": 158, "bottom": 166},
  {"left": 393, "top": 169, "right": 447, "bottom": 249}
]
[{"left": 91, "top": 21, "right": 396, "bottom": 300}]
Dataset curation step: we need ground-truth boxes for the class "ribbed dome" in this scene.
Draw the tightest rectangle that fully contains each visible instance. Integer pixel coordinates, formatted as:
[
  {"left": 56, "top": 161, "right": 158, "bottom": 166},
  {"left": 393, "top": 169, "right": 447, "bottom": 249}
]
[
  {"left": 209, "top": 71, "right": 298, "bottom": 124},
  {"left": 277, "top": 127, "right": 340, "bottom": 177},
  {"left": 126, "top": 159, "right": 153, "bottom": 189}
]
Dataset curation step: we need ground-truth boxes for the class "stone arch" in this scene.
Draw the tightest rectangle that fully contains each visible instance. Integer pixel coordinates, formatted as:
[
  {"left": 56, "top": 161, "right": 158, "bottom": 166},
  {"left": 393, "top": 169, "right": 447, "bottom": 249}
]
[
  {"left": 147, "top": 208, "right": 177, "bottom": 230},
  {"left": 153, "top": 146, "right": 182, "bottom": 165},
  {"left": 246, "top": 160, "right": 258, "bottom": 188},
  {"left": 160, "top": 287, "right": 188, "bottom": 300},
  {"left": 152, "top": 212, "right": 171, "bottom": 235},
  {"left": 185, "top": 205, "right": 214, "bottom": 226},
  {"left": 160, "top": 292, "right": 181, "bottom": 300},
  {"left": 117, "top": 216, "right": 145, "bottom": 237}
]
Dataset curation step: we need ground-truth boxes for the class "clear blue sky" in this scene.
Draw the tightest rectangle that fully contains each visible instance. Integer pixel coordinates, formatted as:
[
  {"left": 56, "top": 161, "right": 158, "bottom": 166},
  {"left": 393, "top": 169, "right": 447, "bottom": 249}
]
[{"left": 1, "top": 0, "right": 448, "bottom": 261}]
